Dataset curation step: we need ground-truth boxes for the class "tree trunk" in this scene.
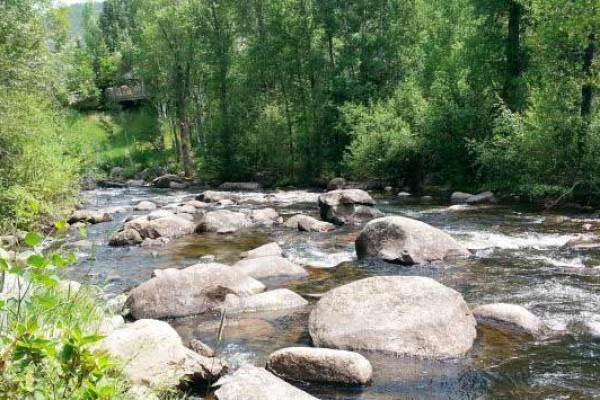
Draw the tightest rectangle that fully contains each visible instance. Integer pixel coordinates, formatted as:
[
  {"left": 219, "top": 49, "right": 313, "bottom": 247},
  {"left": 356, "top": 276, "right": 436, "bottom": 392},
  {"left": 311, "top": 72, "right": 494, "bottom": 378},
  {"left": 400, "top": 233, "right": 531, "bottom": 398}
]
[
  {"left": 504, "top": 0, "right": 524, "bottom": 112},
  {"left": 581, "top": 32, "right": 596, "bottom": 120}
]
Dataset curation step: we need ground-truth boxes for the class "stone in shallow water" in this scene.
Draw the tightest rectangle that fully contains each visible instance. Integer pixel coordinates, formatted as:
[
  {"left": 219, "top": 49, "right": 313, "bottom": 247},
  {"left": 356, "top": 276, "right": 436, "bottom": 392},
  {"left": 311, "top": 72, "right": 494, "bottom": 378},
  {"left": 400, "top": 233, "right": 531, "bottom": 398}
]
[
  {"left": 284, "top": 214, "right": 335, "bottom": 232},
  {"left": 472, "top": 303, "right": 549, "bottom": 338},
  {"left": 222, "top": 289, "right": 308, "bottom": 314},
  {"left": 68, "top": 210, "right": 113, "bottom": 224},
  {"left": 355, "top": 216, "right": 470, "bottom": 265},
  {"left": 267, "top": 347, "right": 372, "bottom": 386},
  {"left": 126, "top": 263, "right": 265, "bottom": 319},
  {"left": 241, "top": 242, "right": 284, "bottom": 259},
  {"left": 134, "top": 200, "right": 157, "bottom": 211},
  {"left": 309, "top": 276, "right": 477, "bottom": 359},
  {"left": 213, "top": 364, "right": 318, "bottom": 400},
  {"left": 196, "top": 210, "right": 253, "bottom": 234},
  {"left": 318, "top": 189, "right": 383, "bottom": 225},
  {"left": 232, "top": 256, "right": 308, "bottom": 280}
]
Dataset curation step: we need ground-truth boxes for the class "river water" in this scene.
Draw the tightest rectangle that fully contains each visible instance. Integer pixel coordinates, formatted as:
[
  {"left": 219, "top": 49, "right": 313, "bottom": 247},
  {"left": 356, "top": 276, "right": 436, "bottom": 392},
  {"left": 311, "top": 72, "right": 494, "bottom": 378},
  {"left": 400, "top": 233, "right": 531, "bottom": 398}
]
[{"left": 64, "top": 187, "right": 600, "bottom": 399}]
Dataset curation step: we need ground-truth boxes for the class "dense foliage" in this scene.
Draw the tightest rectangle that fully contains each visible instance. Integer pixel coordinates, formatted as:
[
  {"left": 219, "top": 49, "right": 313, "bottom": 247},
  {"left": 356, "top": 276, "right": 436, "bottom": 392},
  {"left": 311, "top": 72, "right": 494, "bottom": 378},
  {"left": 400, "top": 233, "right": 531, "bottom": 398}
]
[{"left": 73, "top": 0, "right": 598, "bottom": 201}]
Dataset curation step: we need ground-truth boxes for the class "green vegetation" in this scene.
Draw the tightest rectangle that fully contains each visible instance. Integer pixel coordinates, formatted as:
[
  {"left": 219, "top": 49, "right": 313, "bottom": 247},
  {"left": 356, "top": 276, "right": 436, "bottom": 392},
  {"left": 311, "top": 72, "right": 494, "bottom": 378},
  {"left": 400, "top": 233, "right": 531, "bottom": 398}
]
[{"left": 0, "top": 229, "right": 129, "bottom": 399}]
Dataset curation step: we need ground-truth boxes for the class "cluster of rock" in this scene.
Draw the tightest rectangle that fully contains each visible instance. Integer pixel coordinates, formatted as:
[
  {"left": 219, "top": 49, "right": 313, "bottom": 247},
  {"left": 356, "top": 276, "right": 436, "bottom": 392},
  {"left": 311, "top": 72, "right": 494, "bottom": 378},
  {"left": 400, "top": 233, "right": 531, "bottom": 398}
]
[{"left": 318, "top": 189, "right": 383, "bottom": 225}]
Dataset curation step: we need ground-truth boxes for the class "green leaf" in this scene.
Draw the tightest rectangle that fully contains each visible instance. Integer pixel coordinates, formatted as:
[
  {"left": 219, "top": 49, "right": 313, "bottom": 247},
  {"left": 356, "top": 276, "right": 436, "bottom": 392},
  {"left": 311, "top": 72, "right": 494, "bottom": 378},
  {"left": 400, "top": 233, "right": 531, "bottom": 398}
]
[
  {"left": 24, "top": 232, "right": 42, "bottom": 247},
  {"left": 27, "top": 254, "right": 46, "bottom": 268},
  {"left": 0, "top": 258, "right": 9, "bottom": 271},
  {"left": 54, "top": 220, "right": 67, "bottom": 231}
]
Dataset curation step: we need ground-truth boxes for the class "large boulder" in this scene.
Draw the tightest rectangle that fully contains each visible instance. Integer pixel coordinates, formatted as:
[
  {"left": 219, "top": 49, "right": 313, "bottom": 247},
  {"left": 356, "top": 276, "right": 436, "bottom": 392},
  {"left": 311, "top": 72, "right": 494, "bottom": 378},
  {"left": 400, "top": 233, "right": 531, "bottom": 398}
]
[
  {"left": 196, "top": 210, "right": 253, "bottom": 234},
  {"left": 68, "top": 210, "right": 113, "bottom": 224},
  {"left": 125, "top": 263, "right": 265, "bottom": 319},
  {"left": 213, "top": 364, "right": 318, "bottom": 400},
  {"left": 318, "top": 189, "right": 383, "bottom": 225},
  {"left": 250, "top": 208, "right": 283, "bottom": 227},
  {"left": 196, "top": 191, "right": 240, "bottom": 203},
  {"left": 326, "top": 177, "right": 346, "bottom": 191},
  {"left": 242, "top": 242, "right": 284, "bottom": 259},
  {"left": 93, "top": 319, "right": 226, "bottom": 389},
  {"left": 450, "top": 191, "right": 473, "bottom": 205},
  {"left": 109, "top": 228, "right": 143, "bottom": 247},
  {"left": 218, "top": 182, "right": 262, "bottom": 191},
  {"left": 466, "top": 191, "right": 496, "bottom": 205},
  {"left": 355, "top": 216, "right": 470, "bottom": 265},
  {"left": 138, "top": 216, "right": 196, "bottom": 239},
  {"left": 223, "top": 289, "right": 308, "bottom": 314},
  {"left": 134, "top": 201, "right": 157, "bottom": 211},
  {"left": 232, "top": 256, "right": 308, "bottom": 280},
  {"left": 267, "top": 347, "right": 372, "bottom": 386},
  {"left": 152, "top": 174, "right": 190, "bottom": 189},
  {"left": 472, "top": 303, "right": 549, "bottom": 338},
  {"left": 308, "top": 276, "right": 477, "bottom": 359},
  {"left": 283, "top": 214, "right": 335, "bottom": 232}
]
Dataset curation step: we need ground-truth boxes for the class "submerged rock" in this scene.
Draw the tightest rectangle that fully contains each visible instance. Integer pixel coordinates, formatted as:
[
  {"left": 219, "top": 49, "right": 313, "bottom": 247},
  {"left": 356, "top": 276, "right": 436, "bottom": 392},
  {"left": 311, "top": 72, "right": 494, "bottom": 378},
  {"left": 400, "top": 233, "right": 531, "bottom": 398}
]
[
  {"left": 68, "top": 210, "right": 113, "bottom": 224},
  {"left": 355, "top": 216, "right": 470, "bottom": 265},
  {"left": 472, "top": 303, "right": 549, "bottom": 338},
  {"left": 309, "top": 276, "right": 477, "bottom": 359},
  {"left": 213, "top": 364, "right": 318, "bottom": 400},
  {"left": 94, "top": 319, "right": 226, "bottom": 389},
  {"left": 242, "top": 242, "right": 284, "bottom": 259},
  {"left": 318, "top": 189, "right": 383, "bottom": 225},
  {"left": 232, "top": 256, "right": 308, "bottom": 280},
  {"left": 197, "top": 210, "right": 253, "bottom": 234},
  {"left": 222, "top": 289, "right": 308, "bottom": 313},
  {"left": 267, "top": 347, "right": 372, "bottom": 386},
  {"left": 126, "top": 263, "right": 265, "bottom": 319},
  {"left": 284, "top": 214, "right": 335, "bottom": 232}
]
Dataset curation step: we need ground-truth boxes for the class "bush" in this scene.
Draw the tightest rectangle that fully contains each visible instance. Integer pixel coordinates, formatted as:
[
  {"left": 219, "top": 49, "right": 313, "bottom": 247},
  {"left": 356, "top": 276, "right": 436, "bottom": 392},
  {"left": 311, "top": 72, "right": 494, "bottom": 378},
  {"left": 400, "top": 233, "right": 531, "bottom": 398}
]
[{"left": 0, "top": 229, "right": 129, "bottom": 399}]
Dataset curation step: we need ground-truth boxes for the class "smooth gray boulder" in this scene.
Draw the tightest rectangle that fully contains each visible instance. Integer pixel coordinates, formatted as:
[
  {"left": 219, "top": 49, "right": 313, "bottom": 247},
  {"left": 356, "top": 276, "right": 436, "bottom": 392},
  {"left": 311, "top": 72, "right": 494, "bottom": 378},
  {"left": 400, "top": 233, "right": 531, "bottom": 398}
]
[
  {"left": 152, "top": 174, "right": 189, "bottom": 189},
  {"left": 309, "top": 276, "right": 477, "bottom": 359},
  {"left": 213, "top": 364, "right": 318, "bottom": 400},
  {"left": 242, "top": 242, "right": 284, "bottom": 259},
  {"left": 267, "top": 347, "right": 372, "bottom": 386},
  {"left": 134, "top": 201, "right": 157, "bottom": 211},
  {"left": 125, "top": 263, "right": 265, "bottom": 319},
  {"left": 93, "top": 319, "right": 226, "bottom": 389},
  {"left": 68, "top": 210, "right": 113, "bottom": 224},
  {"left": 138, "top": 216, "right": 196, "bottom": 239},
  {"left": 355, "top": 216, "right": 470, "bottom": 265},
  {"left": 196, "top": 210, "right": 253, "bottom": 234},
  {"left": 450, "top": 192, "right": 473, "bottom": 205},
  {"left": 232, "top": 256, "right": 308, "bottom": 280},
  {"left": 284, "top": 214, "right": 335, "bottom": 232},
  {"left": 251, "top": 208, "right": 283, "bottom": 227},
  {"left": 222, "top": 289, "right": 308, "bottom": 314},
  {"left": 109, "top": 228, "right": 143, "bottom": 247},
  {"left": 147, "top": 210, "right": 175, "bottom": 220},
  {"left": 472, "top": 303, "right": 549, "bottom": 338},
  {"left": 318, "top": 189, "right": 383, "bottom": 225},
  {"left": 466, "top": 191, "right": 496, "bottom": 205}
]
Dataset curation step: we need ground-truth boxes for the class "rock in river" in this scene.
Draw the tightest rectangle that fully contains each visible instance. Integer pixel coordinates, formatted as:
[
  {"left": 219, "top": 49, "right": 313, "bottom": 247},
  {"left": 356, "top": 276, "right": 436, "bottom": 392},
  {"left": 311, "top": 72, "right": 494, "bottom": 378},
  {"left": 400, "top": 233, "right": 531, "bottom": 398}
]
[
  {"left": 68, "top": 210, "right": 113, "bottom": 224},
  {"left": 109, "top": 228, "right": 143, "bottom": 247},
  {"left": 241, "top": 242, "right": 284, "bottom": 259},
  {"left": 222, "top": 289, "right": 308, "bottom": 314},
  {"left": 355, "top": 216, "right": 470, "bottom": 265},
  {"left": 126, "top": 263, "right": 265, "bottom": 319},
  {"left": 138, "top": 215, "right": 196, "bottom": 239},
  {"left": 196, "top": 210, "right": 253, "bottom": 234},
  {"left": 309, "top": 276, "right": 477, "bottom": 359},
  {"left": 472, "top": 303, "right": 549, "bottom": 338},
  {"left": 267, "top": 347, "right": 372, "bottom": 386},
  {"left": 213, "top": 364, "right": 318, "bottom": 400},
  {"left": 284, "top": 214, "right": 335, "bottom": 232},
  {"left": 232, "top": 256, "right": 308, "bottom": 280},
  {"left": 318, "top": 189, "right": 383, "bottom": 225},
  {"left": 134, "top": 200, "right": 157, "bottom": 211},
  {"left": 93, "top": 319, "right": 226, "bottom": 389}
]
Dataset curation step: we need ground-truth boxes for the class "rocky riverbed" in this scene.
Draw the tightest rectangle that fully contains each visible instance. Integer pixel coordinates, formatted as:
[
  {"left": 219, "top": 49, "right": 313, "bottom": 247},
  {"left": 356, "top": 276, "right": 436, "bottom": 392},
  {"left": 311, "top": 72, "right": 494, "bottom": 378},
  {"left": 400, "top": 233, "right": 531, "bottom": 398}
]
[{"left": 54, "top": 185, "right": 600, "bottom": 399}]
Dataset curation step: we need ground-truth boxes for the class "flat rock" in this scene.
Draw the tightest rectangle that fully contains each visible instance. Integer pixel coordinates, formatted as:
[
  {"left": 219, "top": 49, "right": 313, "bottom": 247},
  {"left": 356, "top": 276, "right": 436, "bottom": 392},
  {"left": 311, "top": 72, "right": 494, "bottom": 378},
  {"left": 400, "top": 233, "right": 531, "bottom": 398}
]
[
  {"left": 218, "top": 182, "right": 262, "bottom": 191},
  {"left": 213, "top": 364, "right": 318, "bottom": 400},
  {"left": 450, "top": 191, "right": 473, "bottom": 205},
  {"left": 196, "top": 210, "right": 253, "bottom": 234},
  {"left": 251, "top": 208, "right": 283, "bottom": 226},
  {"left": 355, "top": 216, "right": 470, "bottom": 265},
  {"left": 473, "top": 303, "right": 549, "bottom": 338},
  {"left": 68, "top": 210, "right": 113, "bottom": 224},
  {"left": 267, "top": 347, "right": 372, "bottom": 386},
  {"left": 196, "top": 191, "right": 239, "bottom": 203},
  {"left": 232, "top": 256, "right": 308, "bottom": 280},
  {"left": 94, "top": 319, "right": 226, "bottom": 389},
  {"left": 309, "top": 276, "right": 477, "bottom": 359},
  {"left": 466, "top": 191, "right": 496, "bottom": 205},
  {"left": 242, "top": 242, "right": 284, "bottom": 259},
  {"left": 284, "top": 214, "right": 335, "bottom": 232},
  {"left": 126, "top": 263, "right": 265, "bottom": 319},
  {"left": 223, "top": 289, "right": 308, "bottom": 314}
]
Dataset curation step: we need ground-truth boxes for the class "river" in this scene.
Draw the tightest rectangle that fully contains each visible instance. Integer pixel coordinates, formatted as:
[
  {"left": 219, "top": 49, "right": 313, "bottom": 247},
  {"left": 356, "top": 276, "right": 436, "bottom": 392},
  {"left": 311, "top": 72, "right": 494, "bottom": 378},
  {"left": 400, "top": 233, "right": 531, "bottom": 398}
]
[{"left": 64, "top": 186, "right": 600, "bottom": 399}]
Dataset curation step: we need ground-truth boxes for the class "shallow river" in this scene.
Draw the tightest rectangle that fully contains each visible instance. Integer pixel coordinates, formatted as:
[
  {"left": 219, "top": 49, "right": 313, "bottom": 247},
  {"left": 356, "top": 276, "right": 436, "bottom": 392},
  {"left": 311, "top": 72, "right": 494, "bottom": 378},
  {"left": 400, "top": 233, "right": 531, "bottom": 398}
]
[{"left": 64, "top": 187, "right": 600, "bottom": 399}]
